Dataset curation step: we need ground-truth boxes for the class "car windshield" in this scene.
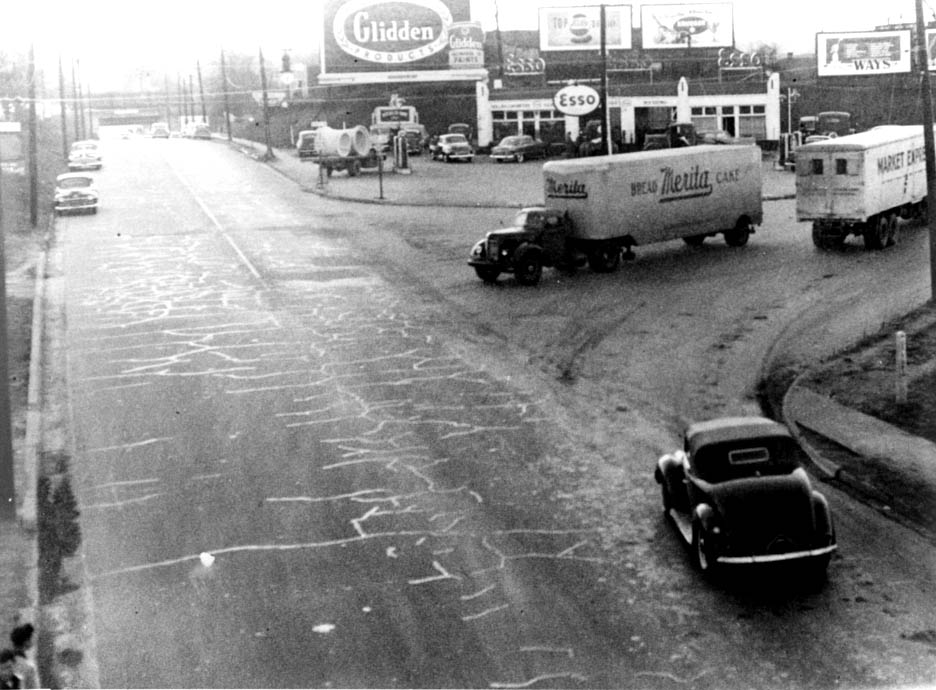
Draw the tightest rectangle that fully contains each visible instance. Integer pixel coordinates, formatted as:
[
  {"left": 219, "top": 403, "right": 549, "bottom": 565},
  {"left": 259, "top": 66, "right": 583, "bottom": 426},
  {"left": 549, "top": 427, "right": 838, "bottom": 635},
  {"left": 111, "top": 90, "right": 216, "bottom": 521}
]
[
  {"left": 58, "top": 177, "right": 92, "bottom": 189},
  {"left": 512, "top": 210, "right": 544, "bottom": 229},
  {"left": 72, "top": 141, "right": 97, "bottom": 150},
  {"left": 500, "top": 137, "right": 523, "bottom": 146},
  {"left": 445, "top": 135, "right": 467, "bottom": 144}
]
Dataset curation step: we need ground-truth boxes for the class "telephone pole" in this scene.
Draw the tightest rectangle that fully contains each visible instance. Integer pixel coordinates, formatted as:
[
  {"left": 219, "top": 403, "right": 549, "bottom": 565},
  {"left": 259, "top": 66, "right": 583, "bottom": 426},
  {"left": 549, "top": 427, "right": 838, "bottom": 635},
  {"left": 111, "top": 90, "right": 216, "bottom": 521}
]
[
  {"left": 221, "top": 49, "right": 232, "bottom": 142},
  {"left": 915, "top": 0, "right": 936, "bottom": 300},
  {"left": 258, "top": 47, "right": 274, "bottom": 160}
]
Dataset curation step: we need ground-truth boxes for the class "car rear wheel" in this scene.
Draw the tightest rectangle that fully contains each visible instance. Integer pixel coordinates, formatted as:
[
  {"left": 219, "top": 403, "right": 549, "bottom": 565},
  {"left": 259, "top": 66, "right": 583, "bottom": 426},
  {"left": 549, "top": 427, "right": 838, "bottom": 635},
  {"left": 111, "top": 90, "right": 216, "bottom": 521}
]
[
  {"left": 724, "top": 218, "right": 752, "bottom": 247},
  {"left": 692, "top": 521, "right": 717, "bottom": 574},
  {"left": 683, "top": 234, "right": 706, "bottom": 247},
  {"left": 863, "top": 214, "right": 888, "bottom": 250},
  {"left": 587, "top": 244, "right": 620, "bottom": 272}
]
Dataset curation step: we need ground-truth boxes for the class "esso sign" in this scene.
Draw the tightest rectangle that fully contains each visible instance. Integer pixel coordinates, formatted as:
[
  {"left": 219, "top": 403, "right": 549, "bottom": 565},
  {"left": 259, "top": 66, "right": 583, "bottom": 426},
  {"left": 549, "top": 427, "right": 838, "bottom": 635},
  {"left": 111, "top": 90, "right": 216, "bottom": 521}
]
[{"left": 553, "top": 84, "right": 600, "bottom": 116}]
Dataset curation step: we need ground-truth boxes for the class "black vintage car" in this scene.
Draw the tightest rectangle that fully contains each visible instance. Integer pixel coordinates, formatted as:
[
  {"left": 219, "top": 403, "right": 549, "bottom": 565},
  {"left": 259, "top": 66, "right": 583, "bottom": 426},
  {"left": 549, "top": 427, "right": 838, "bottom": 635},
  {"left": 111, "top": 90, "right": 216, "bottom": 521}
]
[{"left": 655, "top": 417, "right": 836, "bottom": 580}]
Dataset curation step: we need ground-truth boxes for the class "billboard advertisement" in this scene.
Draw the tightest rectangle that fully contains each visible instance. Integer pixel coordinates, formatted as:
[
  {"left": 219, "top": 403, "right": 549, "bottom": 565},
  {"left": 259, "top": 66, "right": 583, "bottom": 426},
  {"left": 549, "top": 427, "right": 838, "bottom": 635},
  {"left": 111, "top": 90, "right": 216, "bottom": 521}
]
[
  {"left": 322, "top": 0, "right": 472, "bottom": 73},
  {"left": 926, "top": 29, "right": 936, "bottom": 70},
  {"left": 817, "top": 31, "right": 911, "bottom": 76},
  {"left": 538, "top": 5, "right": 632, "bottom": 51},
  {"left": 640, "top": 3, "right": 732, "bottom": 49}
]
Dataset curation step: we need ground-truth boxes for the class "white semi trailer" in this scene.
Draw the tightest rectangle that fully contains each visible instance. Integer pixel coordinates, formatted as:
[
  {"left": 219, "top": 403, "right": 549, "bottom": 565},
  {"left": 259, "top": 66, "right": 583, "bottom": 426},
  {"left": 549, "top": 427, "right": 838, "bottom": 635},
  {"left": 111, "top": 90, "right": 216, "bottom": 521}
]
[
  {"left": 468, "top": 144, "right": 763, "bottom": 285},
  {"left": 796, "top": 125, "right": 929, "bottom": 250}
]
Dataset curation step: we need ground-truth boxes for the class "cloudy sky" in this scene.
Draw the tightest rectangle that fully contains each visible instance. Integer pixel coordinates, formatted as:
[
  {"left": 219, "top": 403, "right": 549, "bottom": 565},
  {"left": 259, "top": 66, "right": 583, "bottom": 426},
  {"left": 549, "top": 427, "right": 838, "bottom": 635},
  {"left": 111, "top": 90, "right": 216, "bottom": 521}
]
[{"left": 1, "top": 0, "right": 914, "bottom": 89}]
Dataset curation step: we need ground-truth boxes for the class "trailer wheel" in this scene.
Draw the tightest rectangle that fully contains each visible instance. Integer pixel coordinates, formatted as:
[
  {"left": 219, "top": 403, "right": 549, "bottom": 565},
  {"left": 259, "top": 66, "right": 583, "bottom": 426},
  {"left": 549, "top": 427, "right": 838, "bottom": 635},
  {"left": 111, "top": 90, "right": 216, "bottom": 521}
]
[
  {"left": 587, "top": 244, "right": 621, "bottom": 272},
  {"left": 724, "top": 218, "right": 752, "bottom": 247},
  {"left": 513, "top": 246, "right": 543, "bottom": 286},
  {"left": 812, "top": 223, "right": 845, "bottom": 250},
  {"left": 863, "top": 215, "right": 888, "bottom": 250},
  {"left": 348, "top": 160, "right": 362, "bottom": 177},
  {"left": 683, "top": 234, "right": 706, "bottom": 247},
  {"left": 885, "top": 213, "right": 899, "bottom": 246}
]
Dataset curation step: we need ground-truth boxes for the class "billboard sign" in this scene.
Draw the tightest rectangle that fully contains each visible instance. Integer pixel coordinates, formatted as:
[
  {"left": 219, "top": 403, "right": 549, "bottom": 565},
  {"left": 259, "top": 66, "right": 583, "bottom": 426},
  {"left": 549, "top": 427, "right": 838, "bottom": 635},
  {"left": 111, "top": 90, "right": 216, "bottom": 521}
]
[
  {"left": 817, "top": 31, "right": 911, "bottom": 76},
  {"left": 640, "top": 3, "right": 732, "bottom": 49},
  {"left": 448, "top": 21, "right": 485, "bottom": 69},
  {"left": 925, "top": 29, "right": 936, "bottom": 70},
  {"left": 323, "top": 0, "right": 471, "bottom": 73},
  {"left": 539, "top": 5, "right": 632, "bottom": 51}
]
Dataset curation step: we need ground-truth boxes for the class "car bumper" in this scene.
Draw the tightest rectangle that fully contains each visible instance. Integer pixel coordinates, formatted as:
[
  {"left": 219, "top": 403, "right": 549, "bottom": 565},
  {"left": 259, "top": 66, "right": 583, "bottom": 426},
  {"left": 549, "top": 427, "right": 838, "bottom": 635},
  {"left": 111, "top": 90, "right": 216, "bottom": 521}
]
[
  {"left": 490, "top": 153, "right": 516, "bottom": 161},
  {"left": 716, "top": 543, "right": 837, "bottom": 565},
  {"left": 442, "top": 152, "right": 473, "bottom": 161}
]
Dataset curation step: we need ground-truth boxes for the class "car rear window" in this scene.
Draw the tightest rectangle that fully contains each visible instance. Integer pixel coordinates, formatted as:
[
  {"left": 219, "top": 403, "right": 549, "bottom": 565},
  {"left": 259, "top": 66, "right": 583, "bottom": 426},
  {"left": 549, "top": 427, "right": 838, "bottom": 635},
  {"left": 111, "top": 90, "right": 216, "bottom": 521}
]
[{"left": 59, "top": 177, "right": 92, "bottom": 189}]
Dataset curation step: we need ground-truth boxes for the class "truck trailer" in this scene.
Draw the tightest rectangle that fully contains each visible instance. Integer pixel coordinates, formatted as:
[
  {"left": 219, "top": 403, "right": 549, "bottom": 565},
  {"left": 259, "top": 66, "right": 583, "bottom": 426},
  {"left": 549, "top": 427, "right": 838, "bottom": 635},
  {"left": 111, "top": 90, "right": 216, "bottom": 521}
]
[
  {"left": 468, "top": 144, "right": 763, "bottom": 285},
  {"left": 796, "top": 125, "right": 929, "bottom": 250}
]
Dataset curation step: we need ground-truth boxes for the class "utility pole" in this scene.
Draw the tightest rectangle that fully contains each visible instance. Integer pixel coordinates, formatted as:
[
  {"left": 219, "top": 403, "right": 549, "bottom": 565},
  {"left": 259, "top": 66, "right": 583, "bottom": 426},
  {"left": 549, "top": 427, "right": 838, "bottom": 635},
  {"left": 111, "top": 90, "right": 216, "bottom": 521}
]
[
  {"left": 600, "top": 4, "right": 610, "bottom": 155},
  {"left": 258, "top": 47, "right": 274, "bottom": 160},
  {"left": 221, "top": 49, "right": 232, "bottom": 141},
  {"left": 58, "top": 55, "right": 69, "bottom": 160},
  {"left": 196, "top": 60, "right": 207, "bottom": 124},
  {"left": 164, "top": 74, "right": 171, "bottom": 126},
  {"left": 915, "top": 0, "right": 936, "bottom": 301},
  {"left": 85, "top": 81, "right": 93, "bottom": 140},
  {"left": 71, "top": 60, "right": 80, "bottom": 140},
  {"left": 28, "top": 45, "right": 38, "bottom": 228}
]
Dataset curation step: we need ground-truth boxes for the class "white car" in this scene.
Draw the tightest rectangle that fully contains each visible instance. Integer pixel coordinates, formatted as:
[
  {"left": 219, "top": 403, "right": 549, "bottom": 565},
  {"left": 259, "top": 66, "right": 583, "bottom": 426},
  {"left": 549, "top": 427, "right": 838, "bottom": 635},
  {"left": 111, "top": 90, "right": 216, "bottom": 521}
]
[
  {"left": 67, "top": 140, "right": 102, "bottom": 171},
  {"left": 54, "top": 172, "right": 98, "bottom": 215},
  {"left": 432, "top": 133, "right": 473, "bottom": 163}
]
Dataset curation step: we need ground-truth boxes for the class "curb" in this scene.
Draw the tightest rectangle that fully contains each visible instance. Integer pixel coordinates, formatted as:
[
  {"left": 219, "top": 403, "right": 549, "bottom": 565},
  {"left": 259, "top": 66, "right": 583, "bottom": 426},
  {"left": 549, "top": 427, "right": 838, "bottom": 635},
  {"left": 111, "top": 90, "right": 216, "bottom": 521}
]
[{"left": 781, "top": 375, "right": 843, "bottom": 480}]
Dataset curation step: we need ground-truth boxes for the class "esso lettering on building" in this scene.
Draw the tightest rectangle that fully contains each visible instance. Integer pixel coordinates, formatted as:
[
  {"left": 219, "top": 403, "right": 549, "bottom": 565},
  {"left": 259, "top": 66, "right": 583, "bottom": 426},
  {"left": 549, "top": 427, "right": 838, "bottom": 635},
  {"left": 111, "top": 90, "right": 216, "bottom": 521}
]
[{"left": 553, "top": 84, "right": 600, "bottom": 116}]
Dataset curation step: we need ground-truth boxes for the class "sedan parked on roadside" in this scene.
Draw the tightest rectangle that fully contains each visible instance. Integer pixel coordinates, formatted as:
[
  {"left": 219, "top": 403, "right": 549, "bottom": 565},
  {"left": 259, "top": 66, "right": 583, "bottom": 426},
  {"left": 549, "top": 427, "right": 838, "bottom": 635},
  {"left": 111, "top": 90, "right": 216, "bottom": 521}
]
[
  {"left": 67, "top": 140, "right": 102, "bottom": 171},
  {"left": 490, "top": 135, "right": 549, "bottom": 163},
  {"left": 432, "top": 133, "right": 473, "bottom": 163},
  {"left": 54, "top": 172, "right": 98, "bottom": 215},
  {"left": 655, "top": 416, "right": 836, "bottom": 581}
]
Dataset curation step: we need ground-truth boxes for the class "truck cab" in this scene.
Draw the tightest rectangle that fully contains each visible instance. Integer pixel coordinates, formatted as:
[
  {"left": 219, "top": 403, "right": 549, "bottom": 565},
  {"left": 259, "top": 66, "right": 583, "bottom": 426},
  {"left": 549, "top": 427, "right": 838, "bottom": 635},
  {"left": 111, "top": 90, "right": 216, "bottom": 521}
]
[{"left": 468, "top": 207, "right": 574, "bottom": 285}]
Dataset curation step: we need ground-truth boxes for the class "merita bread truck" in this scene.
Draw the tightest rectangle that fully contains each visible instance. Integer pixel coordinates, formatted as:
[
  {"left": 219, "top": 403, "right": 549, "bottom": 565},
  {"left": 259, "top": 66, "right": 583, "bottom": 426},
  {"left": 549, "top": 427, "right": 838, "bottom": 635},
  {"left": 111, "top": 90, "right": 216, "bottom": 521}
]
[
  {"left": 795, "top": 125, "right": 928, "bottom": 250},
  {"left": 468, "top": 145, "right": 763, "bottom": 285}
]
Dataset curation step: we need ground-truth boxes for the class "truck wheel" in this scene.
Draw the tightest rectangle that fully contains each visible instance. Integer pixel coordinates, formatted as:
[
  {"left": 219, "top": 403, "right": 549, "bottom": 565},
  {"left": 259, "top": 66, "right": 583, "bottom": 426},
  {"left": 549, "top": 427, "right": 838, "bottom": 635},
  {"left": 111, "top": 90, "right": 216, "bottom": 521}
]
[
  {"left": 324, "top": 165, "right": 334, "bottom": 178},
  {"left": 863, "top": 215, "right": 888, "bottom": 250},
  {"left": 513, "top": 246, "right": 543, "bottom": 286},
  {"left": 724, "top": 218, "right": 752, "bottom": 247},
  {"left": 474, "top": 267, "right": 500, "bottom": 284},
  {"left": 349, "top": 160, "right": 362, "bottom": 177},
  {"left": 683, "top": 234, "right": 706, "bottom": 247},
  {"left": 886, "top": 213, "right": 899, "bottom": 246},
  {"left": 587, "top": 244, "right": 621, "bottom": 272}
]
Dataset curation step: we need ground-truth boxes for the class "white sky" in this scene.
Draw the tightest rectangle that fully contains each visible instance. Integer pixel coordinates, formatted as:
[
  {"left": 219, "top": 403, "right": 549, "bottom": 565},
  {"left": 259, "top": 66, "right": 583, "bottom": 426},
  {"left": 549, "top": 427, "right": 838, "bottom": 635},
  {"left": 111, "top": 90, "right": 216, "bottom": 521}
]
[{"left": 0, "top": 0, "right": 920, "bottom": 90}]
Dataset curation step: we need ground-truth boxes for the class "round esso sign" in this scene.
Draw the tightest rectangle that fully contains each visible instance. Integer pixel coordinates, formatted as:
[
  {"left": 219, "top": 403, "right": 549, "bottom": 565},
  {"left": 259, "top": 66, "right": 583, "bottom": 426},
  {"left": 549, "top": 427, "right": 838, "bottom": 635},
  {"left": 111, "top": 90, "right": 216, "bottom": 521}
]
[{"left": 553, "top": 84, "right": 600, "bottom": 116}]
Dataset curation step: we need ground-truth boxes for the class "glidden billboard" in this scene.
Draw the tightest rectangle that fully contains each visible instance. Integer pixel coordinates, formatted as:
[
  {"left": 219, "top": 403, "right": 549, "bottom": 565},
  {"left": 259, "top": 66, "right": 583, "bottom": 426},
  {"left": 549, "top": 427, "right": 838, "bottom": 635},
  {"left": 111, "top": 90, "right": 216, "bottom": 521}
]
[{"left": 322, "top": 0, "right": 472, "bottom": 73}]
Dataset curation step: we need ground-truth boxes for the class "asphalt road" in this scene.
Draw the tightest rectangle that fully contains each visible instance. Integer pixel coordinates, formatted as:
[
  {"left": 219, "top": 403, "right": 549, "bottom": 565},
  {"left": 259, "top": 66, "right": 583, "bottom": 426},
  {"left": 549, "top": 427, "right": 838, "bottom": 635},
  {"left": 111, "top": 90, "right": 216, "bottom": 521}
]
[{"left": 51, "top": 137, "right": 936, "bottom": 688}]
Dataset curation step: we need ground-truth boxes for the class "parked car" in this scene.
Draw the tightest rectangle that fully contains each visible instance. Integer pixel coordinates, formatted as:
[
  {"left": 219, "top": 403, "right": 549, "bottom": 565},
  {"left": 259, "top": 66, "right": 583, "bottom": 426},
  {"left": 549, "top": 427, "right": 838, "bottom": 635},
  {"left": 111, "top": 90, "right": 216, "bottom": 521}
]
[
  {"left": 192, "top": 123, "right": 211, "bottom": 140},
  {"left": 490, "top": 135, "right": 549, "bottom": 163},
  {"left": 432, "top": 133, "right": 473, "bottom": 163},
  {"left": 401, "top": 124, "right": 429, "bottom": 155},
  {"left": 150, "top": 123, "right": 170, "bottom": 138},
  {"left": 369, "top": 124, "right": 396, "bottom": 153},
  {"left": 67, "top": 140, "right": 102, "bottom": 171},
  {"left": 787, "top": 134, "right": 832, "bottom": 170},
  {"left": 447, "top": 122, "right": 473, "bottom": 142},
  {"left": 654, "top": 416, "right": 836, "bottom": 580},
  {"left": 53, "top": 172, "right": 98, "bottom": 215}
]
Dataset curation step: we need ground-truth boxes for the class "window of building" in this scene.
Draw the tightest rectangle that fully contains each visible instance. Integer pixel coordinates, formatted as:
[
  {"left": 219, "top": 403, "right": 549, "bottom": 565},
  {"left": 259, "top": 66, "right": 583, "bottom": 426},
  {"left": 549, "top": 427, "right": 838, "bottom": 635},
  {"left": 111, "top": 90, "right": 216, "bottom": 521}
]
[
  {"left": 811, "top": 158, "right": 823, "bottom": 175},
  {"left": 836, "top": 159, "right": 848, "bottom": 174}
]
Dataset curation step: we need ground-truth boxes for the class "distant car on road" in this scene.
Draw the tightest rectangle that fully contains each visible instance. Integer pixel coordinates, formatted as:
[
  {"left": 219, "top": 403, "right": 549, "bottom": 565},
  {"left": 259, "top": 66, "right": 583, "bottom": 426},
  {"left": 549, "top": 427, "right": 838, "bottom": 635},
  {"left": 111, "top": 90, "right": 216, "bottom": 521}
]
[
  {"left": 490, "top": 135, "right": 549, "bottom": 163},
  {"left": 432, "top": 133, "right": 473, "bottom": 163},
  {"left": 150, "top": 123, "right": 170, "bottom": 138},
  {"left": 655, "top": 416, "right": 836, "bottom": 580},
  {"left": 54, "top": 172, "right": 98, "bottom": 215},
  {"left": 67, "top": 140, "right": 102, "bottom": 170}
]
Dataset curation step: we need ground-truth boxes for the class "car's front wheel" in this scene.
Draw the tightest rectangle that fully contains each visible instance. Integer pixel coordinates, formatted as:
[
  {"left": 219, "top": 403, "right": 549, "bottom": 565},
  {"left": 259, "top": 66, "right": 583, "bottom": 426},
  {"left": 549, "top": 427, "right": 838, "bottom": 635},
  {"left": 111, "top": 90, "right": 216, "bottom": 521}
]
[{"left": 516, "top": 153, "right": 525, "bottom": 163}]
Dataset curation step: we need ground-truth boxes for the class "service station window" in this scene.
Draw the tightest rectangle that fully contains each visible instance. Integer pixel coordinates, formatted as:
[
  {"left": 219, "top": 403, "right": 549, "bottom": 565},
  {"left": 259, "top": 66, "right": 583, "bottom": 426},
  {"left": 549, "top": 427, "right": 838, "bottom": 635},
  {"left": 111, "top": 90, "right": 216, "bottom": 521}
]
[
  {"left": 811, "top": 159, "right": 824, "bottom": 175},
  {"left": 836, "top": 159, "right": 848, "bottom": 175}
]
